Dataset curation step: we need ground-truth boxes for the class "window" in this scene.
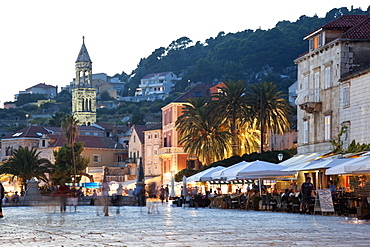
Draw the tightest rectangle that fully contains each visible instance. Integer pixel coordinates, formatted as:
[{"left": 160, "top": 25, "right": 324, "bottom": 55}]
[
  {"left": 92, "top": 155, "right": 101, "bottom": 163},
  {"left": 325, "top": 67, "right": 331, "bottom": 88},
  {"left": 310, "top": 34, "right": 323, "bottom": 51},
  {"left": 117, "top": 155, "right": 122, "bottom": 162},
  {"left": 303, "top": 121, "right": 309, "bottom": 144},
  {"left": 302, "top": 76, "right": 308, "bottom": 90},
  {"left": 314, "top": 71, "right": 320, "bottom": 102},
  {"left": 324, "top": 115, "right": 331, "bottom": 141},
  {"left": 343, "top": 87, "right": 349, "bottom": 107},
  {"left": 42, "top": 140, "right": 46, "bottom": 147}
]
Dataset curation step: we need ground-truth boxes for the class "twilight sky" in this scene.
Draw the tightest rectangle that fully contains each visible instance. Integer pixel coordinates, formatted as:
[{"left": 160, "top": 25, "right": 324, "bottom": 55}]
[{"left": 0, "top": 0, "right": 368, "bottom": 106}]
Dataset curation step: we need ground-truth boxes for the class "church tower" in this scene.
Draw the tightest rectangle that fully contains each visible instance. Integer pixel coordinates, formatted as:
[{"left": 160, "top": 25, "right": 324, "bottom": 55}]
[{"left": 72, "top": 37, "right": 96, "bottom": 125}]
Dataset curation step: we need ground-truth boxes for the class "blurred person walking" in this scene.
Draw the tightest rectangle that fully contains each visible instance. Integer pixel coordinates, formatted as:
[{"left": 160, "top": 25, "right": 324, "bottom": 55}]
[
  {"left": 102, "top": 178, "right": 110, "bottom": 216},
  {"left": 0, "top": 182, "right": 5, "bottom": 218}
]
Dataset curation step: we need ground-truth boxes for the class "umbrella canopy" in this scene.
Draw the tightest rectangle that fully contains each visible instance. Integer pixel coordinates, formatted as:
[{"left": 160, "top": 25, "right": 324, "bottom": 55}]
[
  {"left": 344, "top": 157, "right": 370, "bottom": 174},
  {"left": 199, "top": 166, "right": 225, "bottom": 182},
  {"left": 212, "top": 161, "right": 249, "bottom": 180},
  {"left": 186, "top": 167, "right": 217, "bottom": 183},
  {"left": 326, "top": 156, "right": 370, "bottom": 175},
  {"left": 281, "top": 159, "right": 325, "bottom": 172},
  {"left": 236, "top": 160, "right": 295, "bottom": 179},
  {"left": 182, "top": 176, "right": 187, "bottom": 196},
  {"left": 279, "top": 151, "right": 328, "bottom": 167},
  {"left": 303, "top": 158, "right": 353, "bottom": 170},
  {"left": 170, "top": 176, "right": 176, "bottom": 198}
]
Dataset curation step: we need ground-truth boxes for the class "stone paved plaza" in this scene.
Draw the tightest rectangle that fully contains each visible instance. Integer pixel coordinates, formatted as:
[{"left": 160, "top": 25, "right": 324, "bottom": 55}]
[{"left": 0, "top": 202, "right": 369, "bottom": 246}]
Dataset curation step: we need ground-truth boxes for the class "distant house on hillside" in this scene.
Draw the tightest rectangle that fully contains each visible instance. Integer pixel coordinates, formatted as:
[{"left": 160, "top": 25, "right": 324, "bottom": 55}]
[
  {"left": 134, "top": 72, "right": 181, "bottom": 101},
  {"left": 15, "top": 83, "right": 58, "bottom": 99}
]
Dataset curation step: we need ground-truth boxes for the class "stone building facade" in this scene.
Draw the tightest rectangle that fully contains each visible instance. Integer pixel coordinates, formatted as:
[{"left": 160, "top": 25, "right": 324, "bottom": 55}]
[{"left": 294, "top": 15, "right": 370, "bottom": 154}]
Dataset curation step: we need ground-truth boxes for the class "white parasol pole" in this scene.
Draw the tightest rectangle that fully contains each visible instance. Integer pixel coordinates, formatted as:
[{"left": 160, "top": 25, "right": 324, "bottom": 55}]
[{"left": 259, "top": 177, "right": 262, "bottom": 195}]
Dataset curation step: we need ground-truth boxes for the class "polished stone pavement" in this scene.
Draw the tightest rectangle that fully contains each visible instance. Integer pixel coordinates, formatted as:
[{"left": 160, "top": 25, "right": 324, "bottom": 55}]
[{"left": 0, "top": 202, "right": 369, "bottom": 246}]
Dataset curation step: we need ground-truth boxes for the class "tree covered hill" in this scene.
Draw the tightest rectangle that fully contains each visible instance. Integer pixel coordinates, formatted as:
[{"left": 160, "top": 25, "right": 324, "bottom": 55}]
[{"left": 122, "top": 6, "right": 369, "bottom": 95}]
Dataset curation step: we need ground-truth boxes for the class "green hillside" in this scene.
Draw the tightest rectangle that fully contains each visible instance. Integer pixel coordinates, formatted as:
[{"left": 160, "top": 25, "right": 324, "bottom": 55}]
[{"left": 122, "top": 6, "right": 369, "bottom": 95}]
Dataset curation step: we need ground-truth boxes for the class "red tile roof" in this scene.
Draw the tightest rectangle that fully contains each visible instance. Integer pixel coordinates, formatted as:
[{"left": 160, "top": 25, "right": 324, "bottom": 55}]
[
  {"left": 50, "top": 135, "right": 123, "bottom": 149},
  {"left": 340, "top": 17, "right": 370, "bottom": 39},
  {"left": 133, "top": 125, "right": 150, "bottom": 144},
  {"left": 173, "top": 84, "right": 212, "bottom": 103},
  {"left": 25, "top": 83, "right": 57, "bottom": 91},
  {"left": 322, "top": 15, "right": 369, "bottom": 30},
  {"left": 305, "top": 15, "right": 370, "bottom": 39}
]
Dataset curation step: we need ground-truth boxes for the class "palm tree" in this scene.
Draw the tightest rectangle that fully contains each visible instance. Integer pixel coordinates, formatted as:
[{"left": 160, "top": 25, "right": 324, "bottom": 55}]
[
  {"left": 247, "top": 81, "right": 291, "bottom": 157},
  {"left": 61, "top": 114, "right": 79, "bottom": 186},
  {"left": 0, "top": 146, "right": 53, "bottom": 192},
  {"left": 176, "top": 97, "right": 231, "bottom": 166},
  {"left": 237, "top": 118, "right": 261, "bottom": 155},
  {"left": 210, "top": 80, "right": 250, "bottom": 156}
]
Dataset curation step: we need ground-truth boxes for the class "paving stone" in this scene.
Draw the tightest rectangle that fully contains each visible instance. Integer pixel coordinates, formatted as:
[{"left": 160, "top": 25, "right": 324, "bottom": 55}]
[{"left": 0, "top": 203, "right": 369, "bottom": 246}]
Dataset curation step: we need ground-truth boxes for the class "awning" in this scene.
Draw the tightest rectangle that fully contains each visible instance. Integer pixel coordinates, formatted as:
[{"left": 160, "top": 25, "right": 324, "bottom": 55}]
[
  {"left": 236, "top": 160, "right": 296, "bottom": 179},
  {"left": 279, "top": 151, "right": 329, "bottom": 168},
  {"left": 326, "top": 155, "right": 370, "bottom": 175}
]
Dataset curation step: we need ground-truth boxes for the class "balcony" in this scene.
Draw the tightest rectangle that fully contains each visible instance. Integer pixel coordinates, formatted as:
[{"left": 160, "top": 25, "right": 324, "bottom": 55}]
[
  {"left": 296, "top": 88, "right": 322, "bottom": 113},
  {"left": 158, "top": 147, "right": 186, "bottom": 157},
  {"left": 114, "top": 162, "right": 127, "bottom": 167}
]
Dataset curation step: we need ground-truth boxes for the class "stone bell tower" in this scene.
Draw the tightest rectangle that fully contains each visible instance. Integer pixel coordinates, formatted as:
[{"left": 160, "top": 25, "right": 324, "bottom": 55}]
[{"left": 72, "top": 37, "right": 96, "bottom": 125}]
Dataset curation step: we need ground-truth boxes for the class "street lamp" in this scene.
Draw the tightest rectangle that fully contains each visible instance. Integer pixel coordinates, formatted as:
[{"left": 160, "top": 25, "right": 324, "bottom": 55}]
[
  {"left": 278, "top": 153, "right": 283, "bottom": 162},
  {"left": 25, "top": 114, "right": 29, "bottom": 126}
]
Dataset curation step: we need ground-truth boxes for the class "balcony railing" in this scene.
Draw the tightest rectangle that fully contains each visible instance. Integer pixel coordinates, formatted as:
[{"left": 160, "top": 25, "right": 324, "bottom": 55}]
[
  {"left": 158, "top": 147, "right": 186, "bottom": 156},
  {"left": 114, "top": 162, "right": 127, "bottom": 167},
  {"left": 296, "top": 88, "right": 322, "bottom": 113}
]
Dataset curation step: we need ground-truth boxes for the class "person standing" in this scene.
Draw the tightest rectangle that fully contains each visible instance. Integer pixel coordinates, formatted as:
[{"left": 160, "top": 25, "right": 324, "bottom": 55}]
[
  {"left": 300, "top": 177, "right": 314, "bottom": 214},
  {"left": 58, "top": 180, "right": 69, "bottom": 213},
  {"left": 159, "top": 186, "right": 166, "bottom": 204},
  {"left": 165, "top": 185, "right": 169, "bottom": 202},
  {"left": 328, "top": 180, "right": 337, "bottom": 200},
  {"left": 101, "top": 178, "right": 110, "bottom": 216},
  {"left": 0, "top": 182, "right": 5, "bottom": 218},
  {"left": 116, "top": 184, "right": 123, "bottom": 206}
]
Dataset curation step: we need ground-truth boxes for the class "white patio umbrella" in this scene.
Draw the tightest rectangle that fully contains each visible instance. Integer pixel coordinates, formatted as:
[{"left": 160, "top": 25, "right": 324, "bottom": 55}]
[
  {"left": 199, "top": 166, "right": 225, "bottom": 182},
  {"left": 326, "top": 156, "right": 370, "bottom": 175},
  {"left": 303, "top": 158, "right": 353, "bottom": 170},
  {"left": 212, "top": 161, "right": 250, "bottom": 180},
  {"left": 236, "top": 160, "right": 296, "bottom": 195},
  {"left": 186, "top": 167, "right": 217, "bottom": 183},
  {"left": 237, "top": 160, "right": 295, "bottom": 178},
  {"left": 170, "top": 176, "right": 176, "bottom": 198},
  {"left": 344, "top": 158, "right": 370, "bottom": 174}
]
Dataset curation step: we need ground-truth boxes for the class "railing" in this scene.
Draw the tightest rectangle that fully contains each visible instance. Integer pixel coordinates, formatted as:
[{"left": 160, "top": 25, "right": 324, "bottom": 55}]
[
  {"left": 158, "top": 147, "right": 185, "bottom": 155},
  {"left": 114, "top": 162, "right": 127, "bottom": 167},
  {"left": 125, "top": 158, "right": 136, "bottom": 164},
  {"left": 295, "top": 88, "right": 321, "bottom": 105}
]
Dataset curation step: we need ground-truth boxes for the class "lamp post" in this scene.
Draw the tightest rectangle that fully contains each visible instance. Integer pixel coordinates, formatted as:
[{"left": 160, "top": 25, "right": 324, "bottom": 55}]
[
  {"left": 278, "top": 153, "right": 283, "bottom": 162},
  {"left": 25, "top": 114, "right": 29, "bottom": 126}
]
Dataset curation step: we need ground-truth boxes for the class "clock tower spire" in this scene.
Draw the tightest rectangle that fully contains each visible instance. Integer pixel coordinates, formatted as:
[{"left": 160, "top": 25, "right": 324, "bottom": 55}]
[{"left": 72, "top": 37, "right": 96, "bottom": 125}]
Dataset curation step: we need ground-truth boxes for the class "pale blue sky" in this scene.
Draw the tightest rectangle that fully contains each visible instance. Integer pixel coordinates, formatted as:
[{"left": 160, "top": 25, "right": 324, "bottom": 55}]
[{"left": 0, "top": 0, "right": 368, "bottom": 106}]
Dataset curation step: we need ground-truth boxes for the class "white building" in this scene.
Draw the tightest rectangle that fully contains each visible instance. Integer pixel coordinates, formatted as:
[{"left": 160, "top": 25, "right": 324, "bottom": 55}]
[{"left": 135, "top": 72, "right": 181, "bottom": 99}]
